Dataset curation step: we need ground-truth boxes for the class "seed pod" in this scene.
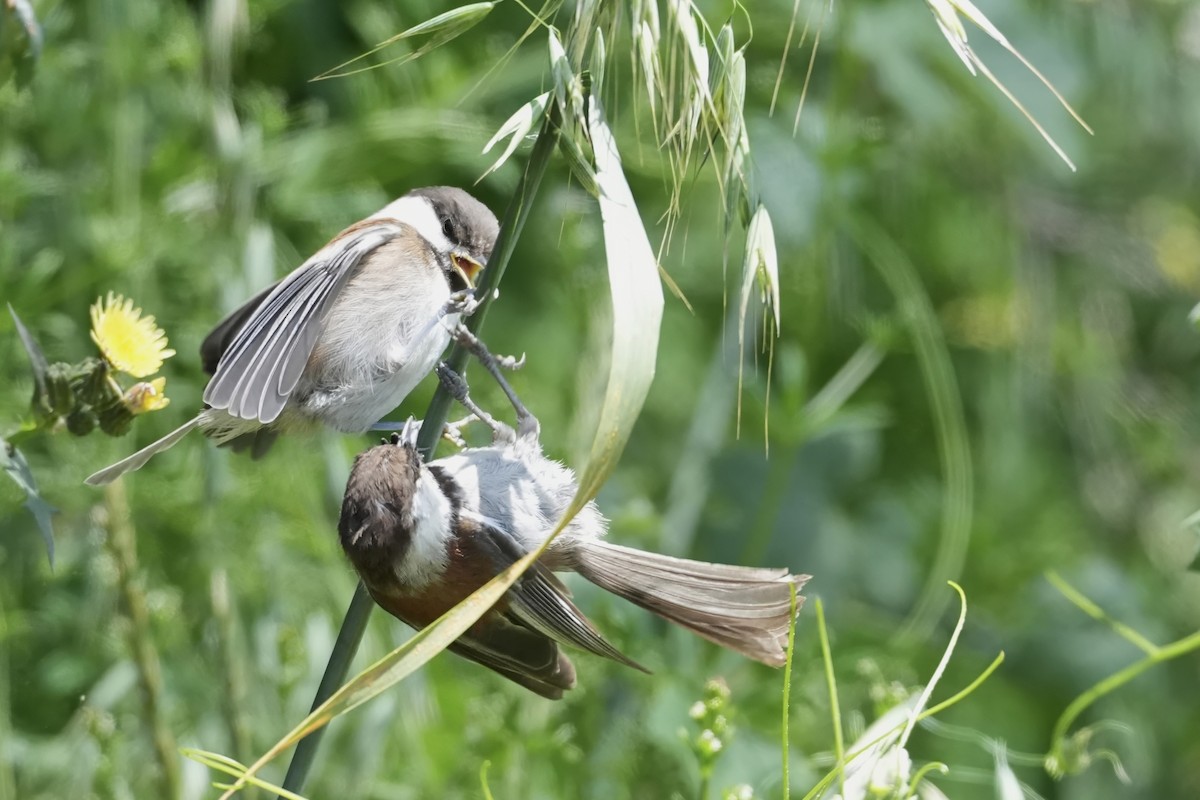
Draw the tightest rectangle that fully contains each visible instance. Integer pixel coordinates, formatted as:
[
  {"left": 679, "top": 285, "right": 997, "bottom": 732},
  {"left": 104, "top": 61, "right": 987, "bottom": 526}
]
[
  {"left": 66, "top": 405, "right": 98, "bottom": 436},
  {"left": 96, "top": 393, "right": 133, "bottom": 436},
  {"left": 43, "top": 363, "right": 76, "bottom": 417},
  {"left": 70, "top": 358, "right": 111, "bottom": 406}
]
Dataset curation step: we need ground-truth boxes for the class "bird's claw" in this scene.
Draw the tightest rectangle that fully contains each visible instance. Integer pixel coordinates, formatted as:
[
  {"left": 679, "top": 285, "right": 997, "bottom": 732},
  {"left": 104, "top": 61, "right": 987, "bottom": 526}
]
[
  {"left": 441, "top": 415, "right": 475, "bottom": 449},
  {"left": 445, "top": 290, "right": 480, "bottom": 318}
]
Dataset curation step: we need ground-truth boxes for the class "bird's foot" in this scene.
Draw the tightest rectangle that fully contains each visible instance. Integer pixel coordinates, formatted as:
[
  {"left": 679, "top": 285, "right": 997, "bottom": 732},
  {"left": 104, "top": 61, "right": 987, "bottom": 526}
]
[
  {"left": 444, "top": 289, "right": 480, "bottom": 319},
  {"left": 435, "top": 362, "right": 517, "bottom": 443},
  {"left": 446, "top": 324, "right": 539, "bottom": 442}
]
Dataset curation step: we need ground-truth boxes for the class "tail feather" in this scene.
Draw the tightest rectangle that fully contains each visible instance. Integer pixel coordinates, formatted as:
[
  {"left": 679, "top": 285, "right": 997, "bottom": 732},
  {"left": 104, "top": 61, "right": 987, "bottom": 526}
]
[
  {"left": 574, "top": 541, "right": 810, "bottom": 667},
  {"left": 85, "top": 417, "right": 202, "bottom": 486}
]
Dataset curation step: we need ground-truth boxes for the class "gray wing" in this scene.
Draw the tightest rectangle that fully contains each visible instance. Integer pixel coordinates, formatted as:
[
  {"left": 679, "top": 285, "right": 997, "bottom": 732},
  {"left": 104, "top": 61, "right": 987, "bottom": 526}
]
[
  {"left": 478, "top": 520, "right": 649, "bottom": 673},
  {"left": 200, "top": 282, "right": 278, "bottom": 376},
  {"left": 202, "top": 222, "right": 404, "bottom": 424}
]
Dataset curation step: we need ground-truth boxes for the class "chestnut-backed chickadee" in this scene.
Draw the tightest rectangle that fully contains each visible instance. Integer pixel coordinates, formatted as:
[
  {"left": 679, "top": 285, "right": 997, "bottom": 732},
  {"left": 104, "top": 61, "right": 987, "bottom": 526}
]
[
  {"left": 337, "top": 328, "right": 810, "bottom": 699},
  {"left": 86, "top": 187, "right": 498, "bottom": 485}
]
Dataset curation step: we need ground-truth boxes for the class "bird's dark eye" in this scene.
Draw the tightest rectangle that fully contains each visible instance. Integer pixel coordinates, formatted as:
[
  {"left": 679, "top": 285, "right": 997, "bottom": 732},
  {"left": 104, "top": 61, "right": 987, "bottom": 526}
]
[{"left": 441, "top": 217, "right": 454, "bottom": 240}]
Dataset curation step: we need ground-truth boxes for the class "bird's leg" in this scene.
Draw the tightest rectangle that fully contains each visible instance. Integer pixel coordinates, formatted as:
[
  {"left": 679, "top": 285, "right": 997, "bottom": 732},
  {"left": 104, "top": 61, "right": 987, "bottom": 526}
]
[
  {"left": 369, "top": 415, "right": 473, "bottom": 448},
  {"left": 447, "top": 324, "right": 539, "bottom": 442},
  {"left": 435, "top": 362, "right": 516, "bottom": 443}
]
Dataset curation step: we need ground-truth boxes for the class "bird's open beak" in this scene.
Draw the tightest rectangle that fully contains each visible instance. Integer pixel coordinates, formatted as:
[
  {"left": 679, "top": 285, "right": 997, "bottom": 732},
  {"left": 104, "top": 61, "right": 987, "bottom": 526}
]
[{"left": 451, "top": 254, "right": 484, "bottom": 289}]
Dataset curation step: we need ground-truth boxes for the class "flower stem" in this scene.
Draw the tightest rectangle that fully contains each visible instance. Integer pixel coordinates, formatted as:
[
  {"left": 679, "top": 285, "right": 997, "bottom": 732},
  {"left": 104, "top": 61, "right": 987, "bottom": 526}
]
[
  {"left": 276, "top": 110, "right": 560, "bottom": 798},
  {"left": 103, "top": 480, "right": 182, "bottom": 799}
]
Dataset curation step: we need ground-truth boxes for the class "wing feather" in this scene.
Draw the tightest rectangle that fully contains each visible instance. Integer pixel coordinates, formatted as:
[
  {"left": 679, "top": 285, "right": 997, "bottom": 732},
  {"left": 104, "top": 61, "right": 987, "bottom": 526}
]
[
  {"left": 479, "top": 521, "right": 648, "bottom": 672},
  {"left": 203, "top": 223, "right": 403, "bottom": 423}
]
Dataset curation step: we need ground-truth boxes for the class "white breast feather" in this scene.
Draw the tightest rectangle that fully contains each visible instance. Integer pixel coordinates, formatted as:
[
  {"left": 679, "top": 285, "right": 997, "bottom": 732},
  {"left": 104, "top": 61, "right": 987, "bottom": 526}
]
[{"left": 394, "top": 468, "right": 453, "bottom": 590}]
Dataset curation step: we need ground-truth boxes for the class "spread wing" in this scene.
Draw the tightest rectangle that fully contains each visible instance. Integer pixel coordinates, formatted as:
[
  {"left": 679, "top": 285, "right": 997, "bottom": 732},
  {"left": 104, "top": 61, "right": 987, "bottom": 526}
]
[
  {"left": 202, "top": 221, "right": 405, "bottom": 424},
  {"left": 200, "top": 282, "right": 278, "bottom": 376}
]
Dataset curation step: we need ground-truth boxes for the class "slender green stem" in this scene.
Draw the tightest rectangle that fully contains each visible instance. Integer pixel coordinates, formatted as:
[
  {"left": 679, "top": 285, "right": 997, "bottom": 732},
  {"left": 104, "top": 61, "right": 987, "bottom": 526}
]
[
  {"left": 479, "top": 760, "right": 495, "bottom": 800},
  {"left": 1045, "top": 571, "right": 1160, "bottom": 656},
  {"left": 781, "top": 584, "right": 797, "bottom": 800},
  {"left": 211, "top": 570, "right": 255, "bottom": 799},
  {"left": 815, "top": 598, "right": 845, "bottom": 800},
  {"left": 104, "top": 480, "right": 182, "bottom": 800},
  {"left": 276, "top": 584, "right": 373, "bottom": 794},
  {"left": 276, "top": 111, "right": 560, "bottom": 798},
  {"left": 919, "top": 652, "right": 1004, "bottom": 720},
  {"left": 1049, "top": 630, "right": 1200, "bottom": 760}
]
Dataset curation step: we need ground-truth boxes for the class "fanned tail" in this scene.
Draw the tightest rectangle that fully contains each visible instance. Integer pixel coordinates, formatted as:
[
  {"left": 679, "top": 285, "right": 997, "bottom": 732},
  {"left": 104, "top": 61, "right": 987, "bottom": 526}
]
[
  {"left": 573, "top": 541, "right": 810, "bottom": 667},
  {"left": 85, "top": 417, "right": 202, "bottom": 486}
]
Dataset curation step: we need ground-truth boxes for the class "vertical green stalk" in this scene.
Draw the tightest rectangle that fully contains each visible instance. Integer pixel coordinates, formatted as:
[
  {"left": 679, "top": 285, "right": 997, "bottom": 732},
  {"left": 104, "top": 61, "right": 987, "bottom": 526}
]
[
  {"left": 211, "top": 569, "right": 255, "bottom": 798},
  {"left": 0, "top": 594, "right": 14, "bottom": 800},
  {"left": 277, "top": 110, "right": 561, "bottom": 797},
  {"left": 780, "top": 584, "right": 797, "bottom": 800},
  {"left": 103, "top": 480, "right": 181, "bottom": 800},
  {"left": 815, "top": 599, "right": 845, "bottom": 799}
]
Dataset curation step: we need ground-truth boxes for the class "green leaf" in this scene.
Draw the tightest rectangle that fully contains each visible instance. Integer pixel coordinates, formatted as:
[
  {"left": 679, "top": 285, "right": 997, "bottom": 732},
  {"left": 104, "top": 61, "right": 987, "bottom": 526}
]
[
  {"left": 1, "top": 439, "right": 56, "bottom": 565},
  {"left": 479, "top": 92, "right": 550, "bottom": 180},
  {"left": 313, "top": 2, "right": 495, "bottom": 80},
  {"left": 573, "top": 92, "right": 664, "bottom": 506},
  {"left": 8, "top": 304, "right": 49, "bottom": 406}
]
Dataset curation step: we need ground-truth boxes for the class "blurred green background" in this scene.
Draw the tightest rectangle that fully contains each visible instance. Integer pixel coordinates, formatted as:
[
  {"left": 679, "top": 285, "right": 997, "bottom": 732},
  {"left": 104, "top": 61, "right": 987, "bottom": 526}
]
[{"left": 3, "top": 0, "right": 1200, "bottom": 798}]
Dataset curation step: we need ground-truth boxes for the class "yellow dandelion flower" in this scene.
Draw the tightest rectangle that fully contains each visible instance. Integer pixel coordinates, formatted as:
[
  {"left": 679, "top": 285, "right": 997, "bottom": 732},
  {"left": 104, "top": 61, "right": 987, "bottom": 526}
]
[
  {"left": 90, "top": 292, "right": 176, "bottom": 378},
  {"left": 123, "top": 377, "right": 171, "bottom": 414}
]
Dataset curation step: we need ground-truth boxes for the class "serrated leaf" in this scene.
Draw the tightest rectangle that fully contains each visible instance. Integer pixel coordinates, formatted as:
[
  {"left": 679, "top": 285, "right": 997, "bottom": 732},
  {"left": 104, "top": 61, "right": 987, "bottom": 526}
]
[
  {"left": 479, "top": 92, "right": 550, "bottom": 180},
  {"left": 213, "top": 94, "right": 663, "bottom": 800},
  {"left": 8, "top": 304, "right": 49, "bottom": 403},
  {"left": 1, "top": 439, "right": 55, "bottom": 565},
  {"left": 314, "top": 2, "right": 495, "bottom": 80}
]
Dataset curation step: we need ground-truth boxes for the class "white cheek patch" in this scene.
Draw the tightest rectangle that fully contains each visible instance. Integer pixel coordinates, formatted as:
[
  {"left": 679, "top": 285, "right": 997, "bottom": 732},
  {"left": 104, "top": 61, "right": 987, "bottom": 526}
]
[
  {"left": 393, "top": 468, "right": 453, "bottom": 590},
  {"left": 372, "top": 195, "right": 452, "bottom": 253}
]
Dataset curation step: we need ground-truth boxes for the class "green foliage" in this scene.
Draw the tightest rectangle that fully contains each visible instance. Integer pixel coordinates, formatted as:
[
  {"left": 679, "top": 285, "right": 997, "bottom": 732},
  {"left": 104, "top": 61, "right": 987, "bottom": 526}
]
[{"left": 3, "top": 0, "right": 1200, "bottom": 799}]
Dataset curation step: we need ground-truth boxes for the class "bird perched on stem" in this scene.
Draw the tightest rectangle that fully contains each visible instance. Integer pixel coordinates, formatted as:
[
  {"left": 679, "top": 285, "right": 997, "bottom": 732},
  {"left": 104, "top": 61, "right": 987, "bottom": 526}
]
[
  {"left": 337, "top": 327, "right": 810, "bottom": 698},
  {"left": 86, "top": 187, "right": 497, "bottom": 485}
]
